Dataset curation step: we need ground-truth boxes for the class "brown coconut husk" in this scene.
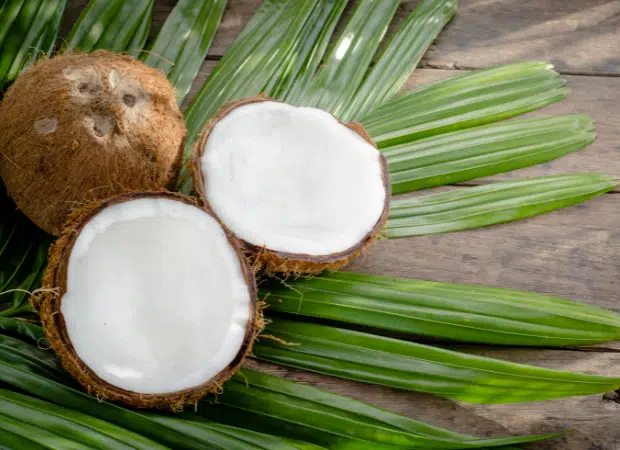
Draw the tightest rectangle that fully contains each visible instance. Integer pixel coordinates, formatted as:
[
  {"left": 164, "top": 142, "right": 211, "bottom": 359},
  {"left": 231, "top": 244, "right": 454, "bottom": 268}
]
[
  {"left": 191, "top": 96, "right": 391, "bottom": 276},
  {"left": 37, "top": 191, "right": 259, "bottom": 410},
  {"left": 0, "top": 51, "right": 186, "bottom": 235}
]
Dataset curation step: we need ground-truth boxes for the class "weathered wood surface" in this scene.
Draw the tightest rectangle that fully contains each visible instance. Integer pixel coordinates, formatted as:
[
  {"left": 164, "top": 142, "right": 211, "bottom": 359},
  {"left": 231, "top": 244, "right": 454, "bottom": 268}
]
[
  {"left": 60, "top": 0, "right": 620, "bottom": 448},
  {"left": 420, "top": 0, "right": 620, "bottom": 76}
]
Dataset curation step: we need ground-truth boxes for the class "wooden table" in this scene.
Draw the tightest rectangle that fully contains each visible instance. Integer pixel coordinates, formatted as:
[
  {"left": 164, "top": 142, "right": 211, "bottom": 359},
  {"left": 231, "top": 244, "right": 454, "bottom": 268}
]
[{"left": 62, "top": 1, "right": 620, "bottom": 448}]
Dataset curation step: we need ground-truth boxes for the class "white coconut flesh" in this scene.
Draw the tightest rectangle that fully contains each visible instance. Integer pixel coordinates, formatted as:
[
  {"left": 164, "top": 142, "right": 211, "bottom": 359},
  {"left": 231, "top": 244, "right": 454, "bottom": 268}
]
[
  {"left": 60, "top": 198, "right": 251, "bottom": 394},
  {"left": 201, "top": 101, "right": 387, "bottom": 256}
]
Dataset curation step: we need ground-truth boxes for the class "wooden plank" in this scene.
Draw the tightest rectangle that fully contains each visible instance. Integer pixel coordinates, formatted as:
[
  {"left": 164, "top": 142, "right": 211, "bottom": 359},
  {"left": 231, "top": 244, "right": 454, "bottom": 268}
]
[{"left": 421, "top": 0, "right": 620, "bottom": 76}]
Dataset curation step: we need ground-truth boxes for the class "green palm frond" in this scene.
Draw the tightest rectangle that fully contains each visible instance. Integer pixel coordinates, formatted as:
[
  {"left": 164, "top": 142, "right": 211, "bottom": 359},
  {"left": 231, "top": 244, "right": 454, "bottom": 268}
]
[
  {"left": 197, "top": 369, "right": 557, "bottom": 449},
  {"left": 298, "top": 0, "right": 399, "bottom": 116},
  {"left": 0, "top": 326, "right": 555, "bottom": 449},
  {"left": 362, "top": 62, "right": 568, "bottom": 147},
  {"left": 0, "top": 389, "right": 169, "bottom": 450},
  {"left": 0, "top": 317, "right": 45, "bottom": 343},
  {"left": 387, "top": 174, "right": 615, "bottom": 237},
  {"left": 64, "top": 0, "right": 153, "bottom": 54},
  {"left": 386, "top": 115, "right": 595, "bottom": 194},
  {"left": 0, "top": 0, "right": 67, "bottom": 88},
  {"left": 0, "top": 194, "right": 49, "bottom": 318},
  {"left": 344, "top": 0, "right": 457, "bottom": 121},
  {"left": 0, "top": 333, "right": 314, "bottom": 449},
  {"left": 141, "top": 0, "right": 228, "bottom": 103},
  {"left": 270, "top": 0, "right": 347, "bottom": 103},
  {"left": 253, "top": 319, "right": 620, "bottom": 404},
  {"left": 261, "top": 271, "right": 620, "bottom": 346}
]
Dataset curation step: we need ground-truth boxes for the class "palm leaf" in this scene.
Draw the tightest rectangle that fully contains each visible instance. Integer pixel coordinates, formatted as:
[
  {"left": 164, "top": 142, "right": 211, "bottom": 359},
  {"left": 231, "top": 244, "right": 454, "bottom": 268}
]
[
  {"left": 1, "top": 427, "right": 48, "bottom": 449},
  {"left": 261, "top": 272, "right": 620, "bottom": 346},
  {"left": 125, "top": 0, "right": 153, "bottom": 55},
  {"left": 298, "top": 0, "right": 399, "bottom": 117},
  {"left": 23, "top": 0, "right": 66, "bottom": 69},
  {"left": 143, "top": 415, "right": 316, "bottom": 450},
  {"left": 0, "top": 389, "right": 169, "bottom": 449},
  {"left": 0, "top": 194, "right": 50, "bottom": 317},
  {"left": 253, "top": 319, "right": 620, "bottom": 404},
  {"left": 271, "top": 0, "right": 348, "bottom": 103},
  {"left": 141, "top": 0, "right": 228, "bottom": 104},
  {"left": 197, "top": 369, "right": 556, "bottom": 449},
  {"left": 0, "top": 0, "right": 67, "bottom": 88},
  {"left": 0, "top": 336, "right": 69, "bottom": 384},
  {"left": 0, "top": 317, "right": 45, "bottom": 344},
  {"left": 0, "top": 338, "right": 310, "bottom": 449},
  {"left": 0, "top": 330, "right": 554, "bottom": 449},
  {"left": 343, "top": 0, "right": 458, "bottom": 121},
  {"left": 64, "top": 0, "right": 153, "bottom": 53},
  {"left": 362, "top": 62, "right": 568, "bottom": 147},
  {"left": 387, "top": 174, "right": 615, "bottom": 238},
  {"left": 387, "top": 115, "right": 595, "bottom": 194}
]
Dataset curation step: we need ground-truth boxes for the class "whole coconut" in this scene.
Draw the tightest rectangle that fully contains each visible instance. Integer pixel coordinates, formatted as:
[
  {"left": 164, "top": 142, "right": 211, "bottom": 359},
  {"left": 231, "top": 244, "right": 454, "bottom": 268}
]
[{"left": 0, "top": 50, "right": 186, "bottom": 235}]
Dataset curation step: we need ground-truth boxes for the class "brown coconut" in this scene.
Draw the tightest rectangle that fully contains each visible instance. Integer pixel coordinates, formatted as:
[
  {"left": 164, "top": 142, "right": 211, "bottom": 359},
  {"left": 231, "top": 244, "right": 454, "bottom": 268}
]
[
  {"left": 38, "top": 191, "right": 259, "bottom": 409},
  {"left": 0, "top": 51, "right": 186, "bottom": 235},
  {"left": 191, "top": 96, "right": 390, "bottom": 276}
]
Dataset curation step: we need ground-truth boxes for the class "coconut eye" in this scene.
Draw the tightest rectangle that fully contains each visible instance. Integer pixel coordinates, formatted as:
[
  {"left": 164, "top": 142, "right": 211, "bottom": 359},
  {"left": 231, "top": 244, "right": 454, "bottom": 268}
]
[
  {"left": 123, "top": 94, "right": 136, "bottom": 107},
  {"left": 78, "top": 82, "right": 100, "bottom": 95},
  {"left": 92, "top": 116, "right": 114, "bottom": 137}
]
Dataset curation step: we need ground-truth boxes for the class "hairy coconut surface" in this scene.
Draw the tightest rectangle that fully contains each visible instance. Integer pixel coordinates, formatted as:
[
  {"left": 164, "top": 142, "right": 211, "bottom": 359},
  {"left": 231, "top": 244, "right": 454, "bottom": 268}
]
[
  {"left": 38, "top": 192, "right": 257, "bottom": 409},
  {"left": 0, "top": 51, "right": 186, "bottom": 235},
  {"left": 192, "top": 97, "right": 390, "bottom": 275}
]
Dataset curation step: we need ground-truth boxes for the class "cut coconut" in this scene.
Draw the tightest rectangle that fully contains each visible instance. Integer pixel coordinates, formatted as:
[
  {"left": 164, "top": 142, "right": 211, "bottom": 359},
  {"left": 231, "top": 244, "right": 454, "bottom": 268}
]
[
  {"left": 0, "top": 51, "right": 186, "bottom": 235},
  {"left": 38, "top": 192, "right": 257, "bottom": 409},
  {"left": 192, "top": 97, "right": 390, "bottom": 275}
]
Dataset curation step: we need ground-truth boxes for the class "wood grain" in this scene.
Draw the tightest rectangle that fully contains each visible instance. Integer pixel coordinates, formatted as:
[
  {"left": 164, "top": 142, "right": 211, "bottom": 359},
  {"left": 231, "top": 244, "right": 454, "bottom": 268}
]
[{"left": 421, "top": 0, "right": 620, "bottom": 76}]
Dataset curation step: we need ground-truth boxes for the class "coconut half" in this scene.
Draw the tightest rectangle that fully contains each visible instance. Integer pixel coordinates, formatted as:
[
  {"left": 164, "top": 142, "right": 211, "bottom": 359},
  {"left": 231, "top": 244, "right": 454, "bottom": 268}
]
[
  {"left": 0, "top": 51, "right": 186, "bottom": 235},
  {"left": 38, "top": 192, "right": 257, "bottom": 409},
  {"left": 192, "top": 97, "right": 390, "bottom": 275}
]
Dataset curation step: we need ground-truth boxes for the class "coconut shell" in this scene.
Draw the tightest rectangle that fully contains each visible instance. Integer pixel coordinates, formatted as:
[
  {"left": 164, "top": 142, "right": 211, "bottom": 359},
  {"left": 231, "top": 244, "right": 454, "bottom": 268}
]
[
  {"left": 191, "top": 96, "right": 391, "bottom": 276},
  {"left": 37, "top": 191, "right": 259, "bottom": 410},
  {"left": 0, "top": 51, "right": 186, "bottom": 235}
]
